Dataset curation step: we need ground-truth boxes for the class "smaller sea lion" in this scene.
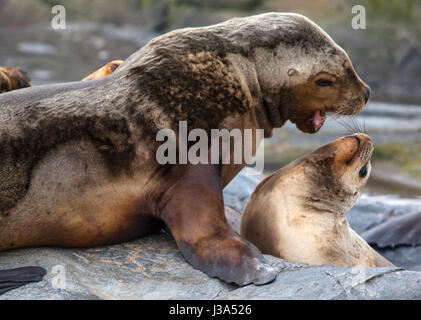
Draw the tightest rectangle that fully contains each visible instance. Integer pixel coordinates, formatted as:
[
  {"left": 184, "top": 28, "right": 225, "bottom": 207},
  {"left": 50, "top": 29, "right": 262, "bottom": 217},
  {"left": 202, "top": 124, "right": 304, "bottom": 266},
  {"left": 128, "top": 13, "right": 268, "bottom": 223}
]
[
  {"left": 362, "top": 211, "right": 421, "bottom": 248},
  {"left": 0, "top": 67, "right": 31, "bottom": 93},
  {"left": 241, "top": 133, "right": 394, "bottom": 267},
  {"left": 82, "top": 60, "right": 123, "bottom": 81}
]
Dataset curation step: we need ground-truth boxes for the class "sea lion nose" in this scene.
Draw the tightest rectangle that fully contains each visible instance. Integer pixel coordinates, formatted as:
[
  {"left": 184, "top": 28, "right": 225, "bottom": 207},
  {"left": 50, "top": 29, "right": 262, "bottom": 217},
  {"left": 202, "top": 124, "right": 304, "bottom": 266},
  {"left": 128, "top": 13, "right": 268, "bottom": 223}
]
[
  {"left": 363, "top": 87, "right": 371, "bottom": 103},
  {"left": 352, "top": 133, "right": 371, "bottom": 141}
]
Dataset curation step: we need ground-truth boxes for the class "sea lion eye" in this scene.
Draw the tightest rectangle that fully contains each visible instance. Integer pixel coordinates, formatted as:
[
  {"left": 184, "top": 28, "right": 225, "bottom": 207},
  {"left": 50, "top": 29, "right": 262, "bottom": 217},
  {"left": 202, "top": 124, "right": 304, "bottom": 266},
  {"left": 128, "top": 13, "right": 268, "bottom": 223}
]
[
  {"left": 359, "top": 164, "right": 368, "bottom": 178},
  {"left": 315, "top": 79, "right": 333, "bottom": 87}
]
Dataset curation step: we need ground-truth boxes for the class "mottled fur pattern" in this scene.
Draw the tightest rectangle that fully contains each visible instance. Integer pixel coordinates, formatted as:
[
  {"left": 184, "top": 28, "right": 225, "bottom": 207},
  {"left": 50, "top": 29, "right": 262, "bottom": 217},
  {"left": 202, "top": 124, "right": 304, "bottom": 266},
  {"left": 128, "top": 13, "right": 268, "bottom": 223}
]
[{"left": 127, "top": 51, "right": 251, "bottom": 135}]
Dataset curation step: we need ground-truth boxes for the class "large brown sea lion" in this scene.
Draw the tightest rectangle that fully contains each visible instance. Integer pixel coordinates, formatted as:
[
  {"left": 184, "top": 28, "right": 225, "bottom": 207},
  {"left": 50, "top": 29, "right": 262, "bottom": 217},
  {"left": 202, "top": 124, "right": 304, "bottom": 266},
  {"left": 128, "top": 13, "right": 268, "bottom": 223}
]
[
  {"left": 0, "top": 13, "right": 370, "bottom": 293},
  {"left": 241, "top": 133, "right": 393, "bottom": 267}
]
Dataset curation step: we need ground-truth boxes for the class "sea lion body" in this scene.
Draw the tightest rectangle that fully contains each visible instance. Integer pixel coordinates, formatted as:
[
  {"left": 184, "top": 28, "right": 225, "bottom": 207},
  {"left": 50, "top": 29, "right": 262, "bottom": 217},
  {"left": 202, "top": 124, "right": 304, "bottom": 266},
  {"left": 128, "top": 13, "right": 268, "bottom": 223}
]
[
  {"left": 0, "top": 13, "right": 370, "bottom": 286},
  {"left": 241, "top": 134, "right": 393, "bottom": 267}
]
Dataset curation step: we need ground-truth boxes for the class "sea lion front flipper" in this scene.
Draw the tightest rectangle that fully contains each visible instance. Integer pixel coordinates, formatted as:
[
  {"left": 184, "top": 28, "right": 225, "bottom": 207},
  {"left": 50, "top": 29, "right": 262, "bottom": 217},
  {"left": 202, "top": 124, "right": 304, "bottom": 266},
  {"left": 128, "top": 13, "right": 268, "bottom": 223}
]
[
  {"left": 361, "top": 211, "right": 421, "bottom": 248},
  {"left": 159, "top": 163, "right": 277, "bottom": 286},
  {"left": 0, "top": 266, "right": 46, "bottom": 295}
]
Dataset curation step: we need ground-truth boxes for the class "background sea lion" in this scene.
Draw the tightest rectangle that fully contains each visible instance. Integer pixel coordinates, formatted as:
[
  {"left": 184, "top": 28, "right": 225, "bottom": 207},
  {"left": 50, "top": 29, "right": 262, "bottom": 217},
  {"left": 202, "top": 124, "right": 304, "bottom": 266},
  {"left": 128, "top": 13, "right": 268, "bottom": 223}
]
[
  {"left": 241, "top": 133, "right": 393, "bottom": 267},
  {"left": 82, "top": 60, "right": 124, "bottom": 81},
  {"left": 0, "top": 67, "right": 31, "bottom": 94},
  {"left": 0, "top": 13, "right": 370, "bottom": 291}
]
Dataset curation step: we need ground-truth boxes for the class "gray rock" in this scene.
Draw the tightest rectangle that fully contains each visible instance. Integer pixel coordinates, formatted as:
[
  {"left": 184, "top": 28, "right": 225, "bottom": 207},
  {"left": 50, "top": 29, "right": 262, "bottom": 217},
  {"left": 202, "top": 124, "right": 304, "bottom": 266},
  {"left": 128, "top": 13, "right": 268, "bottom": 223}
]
[
  {"left": 223, "top": 170, "right": 261, "bottom": 212},
  {"left": 219, "top": 257, "right": 421, "bottom": 300},
  {"left": 0, "top": 231, "right": 227, "bottom": 300},
  {"left": 374, "top": 246, "right": 421, "bottom": 272},
  {"left": 225, "top": 206, "right": 242, "bottom": 235},
  {"left": 346, "top": 195, "right": 421, "bottom": 270},
  {"left": 347, "top": 194, "right": 421, "bottom": 234}
]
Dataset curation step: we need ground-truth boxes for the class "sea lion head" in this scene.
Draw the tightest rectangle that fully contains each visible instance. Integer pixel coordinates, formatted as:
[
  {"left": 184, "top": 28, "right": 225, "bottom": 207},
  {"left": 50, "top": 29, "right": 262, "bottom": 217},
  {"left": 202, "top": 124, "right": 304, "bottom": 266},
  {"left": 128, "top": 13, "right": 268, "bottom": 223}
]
[
  {"left": 301, "top": 133, "right": 373, "bottom": 214},
  {"left": 253, "top": 13, "right": 370, "bottom": 133},
  {"left": 242, "top": 132, "right": 391, "bottom": 268}
]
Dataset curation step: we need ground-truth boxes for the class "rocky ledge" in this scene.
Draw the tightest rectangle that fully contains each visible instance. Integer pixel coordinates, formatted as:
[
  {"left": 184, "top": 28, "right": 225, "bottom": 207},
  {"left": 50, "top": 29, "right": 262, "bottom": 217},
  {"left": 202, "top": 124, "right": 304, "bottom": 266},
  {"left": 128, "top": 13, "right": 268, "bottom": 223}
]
[{"left": 1, "top": 170, "right": 421, "bottom": 300}]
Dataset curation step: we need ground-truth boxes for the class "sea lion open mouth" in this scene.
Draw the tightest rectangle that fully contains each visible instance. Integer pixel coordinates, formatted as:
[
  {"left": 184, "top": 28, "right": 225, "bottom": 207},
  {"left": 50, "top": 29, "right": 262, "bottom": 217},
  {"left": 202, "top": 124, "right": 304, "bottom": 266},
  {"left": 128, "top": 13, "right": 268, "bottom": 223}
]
[
  {"left": 310, "top": 110, "right": 326, "bottom": 132},
  {"left": 291, "top": 109, "right": 328, "bottom": 134}
]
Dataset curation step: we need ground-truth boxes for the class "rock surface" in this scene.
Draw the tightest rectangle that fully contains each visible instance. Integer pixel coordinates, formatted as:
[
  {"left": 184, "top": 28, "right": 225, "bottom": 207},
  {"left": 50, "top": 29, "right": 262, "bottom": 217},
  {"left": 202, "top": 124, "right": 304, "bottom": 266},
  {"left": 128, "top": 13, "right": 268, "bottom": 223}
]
[{"left": 1, "top": 170, "right": 421, "bottom": 300}]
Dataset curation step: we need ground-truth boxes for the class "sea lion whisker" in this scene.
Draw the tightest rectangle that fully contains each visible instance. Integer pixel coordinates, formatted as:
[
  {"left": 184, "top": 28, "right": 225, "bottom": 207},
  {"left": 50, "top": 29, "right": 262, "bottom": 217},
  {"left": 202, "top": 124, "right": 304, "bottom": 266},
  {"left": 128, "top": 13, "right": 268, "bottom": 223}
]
[
  {"left": 331, "top": 107, "right": 349, "bottom": 122},
  {"left": 333, "top": 107, "right": 344, "bottom": 119},
  {"left": 348, "top": 119, "right": 358, "bottom": 134},
  {"left": 351, "top": 116, "right": 360, "bottom": 133},
  {"left": 356, "top": 117, "right": 363, "bottom": 133},
  {"left": 357, "top": 119, "right": 363, "bottom": 133},
  {"left": 349, "top": 117, "right": 357, "bottom": 133},
  {"left": 335, "top": 118, "right": 356, "bottom": 135},
  {"left": 349, "top": 116, "right": 365, "bottom": 134},
  {"left": 331, "top": 112, "right": 344, "bottom": 121},
  {"left": 348, "top": 117, "right": 356, "bottom": 133}
]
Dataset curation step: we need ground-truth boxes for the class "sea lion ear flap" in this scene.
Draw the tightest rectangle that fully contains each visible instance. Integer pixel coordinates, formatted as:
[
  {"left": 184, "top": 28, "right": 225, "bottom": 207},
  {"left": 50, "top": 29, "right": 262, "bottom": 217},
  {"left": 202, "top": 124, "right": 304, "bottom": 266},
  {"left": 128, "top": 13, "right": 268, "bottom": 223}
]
[{"left": 287, "top": 68, "right": 298, "bottom": 77}]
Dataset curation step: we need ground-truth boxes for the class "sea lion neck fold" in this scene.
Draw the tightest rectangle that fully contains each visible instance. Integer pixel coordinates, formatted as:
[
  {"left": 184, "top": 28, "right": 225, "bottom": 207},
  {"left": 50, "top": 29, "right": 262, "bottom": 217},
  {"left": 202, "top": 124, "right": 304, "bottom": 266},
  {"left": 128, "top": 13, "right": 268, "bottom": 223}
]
[{"left": 300, "top": 155, "right": 355, "bottom": 215}]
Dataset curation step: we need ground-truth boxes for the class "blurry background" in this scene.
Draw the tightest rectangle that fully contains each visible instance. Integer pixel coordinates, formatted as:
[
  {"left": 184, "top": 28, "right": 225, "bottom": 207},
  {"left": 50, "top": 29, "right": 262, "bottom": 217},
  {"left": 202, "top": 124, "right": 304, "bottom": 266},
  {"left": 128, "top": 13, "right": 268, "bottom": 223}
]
[{"left": 0, "top": 0, "right": 420, "bottom": 198}]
